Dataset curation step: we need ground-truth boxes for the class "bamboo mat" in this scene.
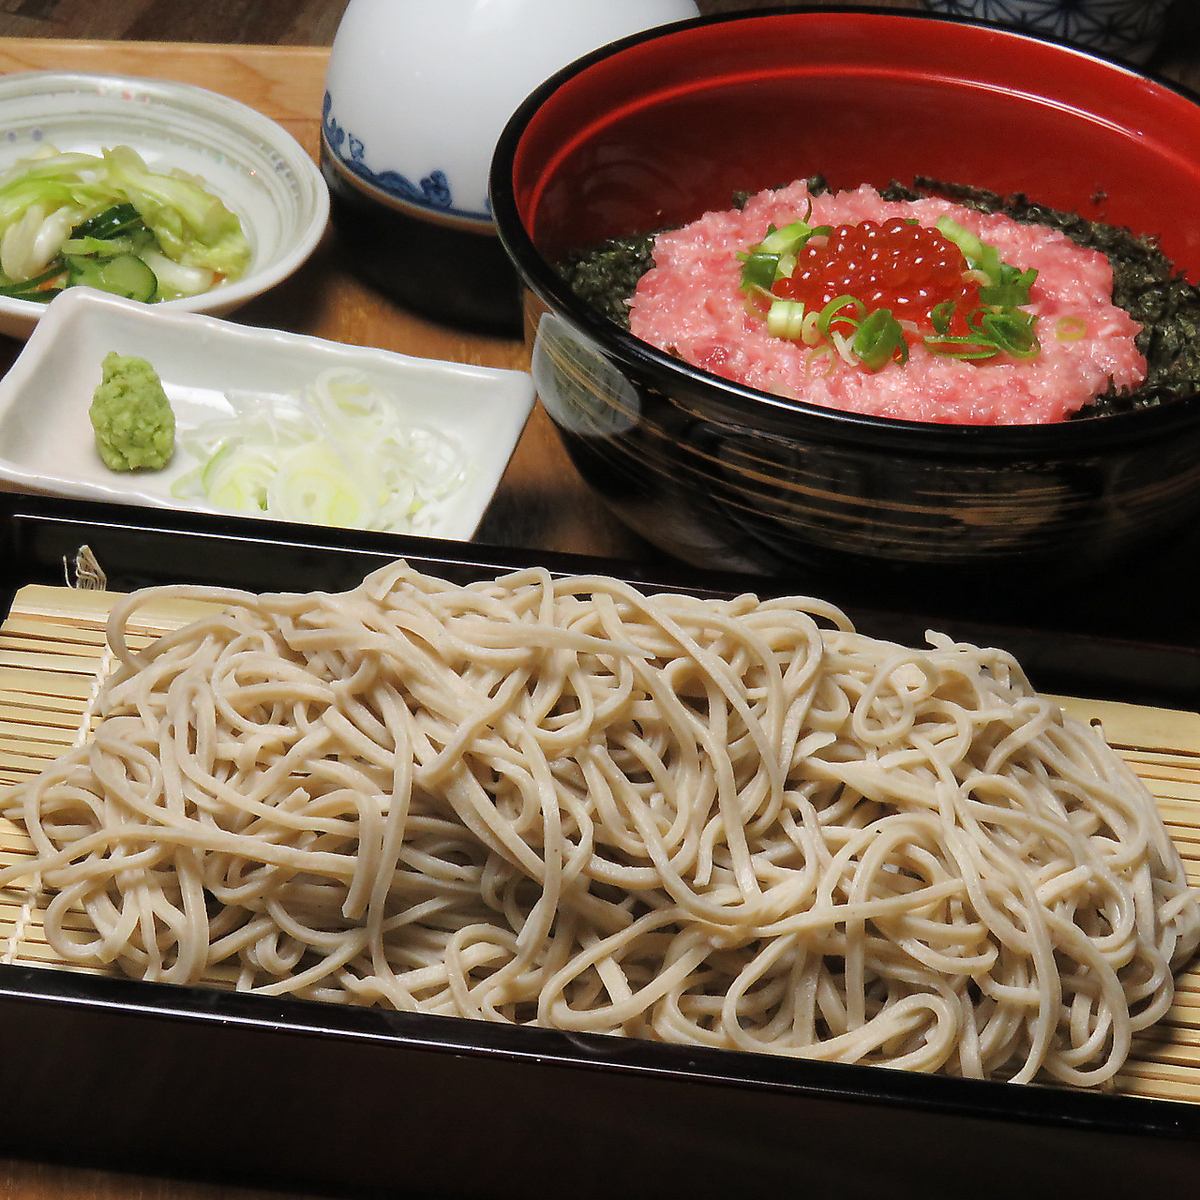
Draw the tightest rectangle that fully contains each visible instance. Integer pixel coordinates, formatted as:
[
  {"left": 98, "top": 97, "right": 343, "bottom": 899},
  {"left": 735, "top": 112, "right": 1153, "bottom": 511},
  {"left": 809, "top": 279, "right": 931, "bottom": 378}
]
[{"left": 2, "top": 583, "right": 1199, "bottom": 1106}]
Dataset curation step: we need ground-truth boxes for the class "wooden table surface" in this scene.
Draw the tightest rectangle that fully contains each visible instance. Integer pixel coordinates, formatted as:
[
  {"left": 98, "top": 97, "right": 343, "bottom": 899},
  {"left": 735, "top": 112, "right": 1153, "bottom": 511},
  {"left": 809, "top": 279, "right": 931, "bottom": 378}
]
[
  {"left": 1, "top": 9, "right": 1200, "bottom": 1200},
  {"left": 0, "top": 37, "right": 652, "bottom": 573}
]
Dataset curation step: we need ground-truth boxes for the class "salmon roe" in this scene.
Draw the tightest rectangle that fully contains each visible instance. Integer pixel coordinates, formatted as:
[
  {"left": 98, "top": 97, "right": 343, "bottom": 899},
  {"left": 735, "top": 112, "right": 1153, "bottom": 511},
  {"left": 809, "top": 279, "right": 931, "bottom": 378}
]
[{"left": 773, "top": 218, "right": 981, "bottom": 335}]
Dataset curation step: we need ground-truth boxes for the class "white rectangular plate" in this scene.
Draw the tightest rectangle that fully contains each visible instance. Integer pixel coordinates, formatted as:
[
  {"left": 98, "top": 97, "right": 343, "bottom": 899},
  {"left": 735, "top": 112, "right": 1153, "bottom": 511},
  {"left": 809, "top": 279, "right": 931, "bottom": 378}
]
[{"left": 0, "top": 288, "right": 534, "bottom": 541}]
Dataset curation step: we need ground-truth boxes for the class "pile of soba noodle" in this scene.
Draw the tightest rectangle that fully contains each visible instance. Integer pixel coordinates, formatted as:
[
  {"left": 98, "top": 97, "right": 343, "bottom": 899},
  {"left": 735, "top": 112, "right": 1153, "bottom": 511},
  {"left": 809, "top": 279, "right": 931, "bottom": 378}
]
[{"left": 2, "top": 561, "right": 1196, "bottom": 1086}]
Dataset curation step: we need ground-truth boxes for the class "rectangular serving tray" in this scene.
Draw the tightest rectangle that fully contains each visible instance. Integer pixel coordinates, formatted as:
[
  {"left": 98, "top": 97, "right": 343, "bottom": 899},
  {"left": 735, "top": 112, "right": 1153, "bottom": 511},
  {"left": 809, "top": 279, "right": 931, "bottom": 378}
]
[{"left": 1, "top": 491, "right": 1198, "bottom": 1198}]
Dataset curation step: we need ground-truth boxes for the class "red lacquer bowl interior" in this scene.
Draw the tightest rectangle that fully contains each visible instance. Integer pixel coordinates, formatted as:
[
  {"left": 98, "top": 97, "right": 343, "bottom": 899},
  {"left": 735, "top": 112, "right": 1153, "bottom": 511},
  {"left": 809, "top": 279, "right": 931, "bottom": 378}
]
[{"left": 511, "top": 10, "right": 1200, "bottom": 280}]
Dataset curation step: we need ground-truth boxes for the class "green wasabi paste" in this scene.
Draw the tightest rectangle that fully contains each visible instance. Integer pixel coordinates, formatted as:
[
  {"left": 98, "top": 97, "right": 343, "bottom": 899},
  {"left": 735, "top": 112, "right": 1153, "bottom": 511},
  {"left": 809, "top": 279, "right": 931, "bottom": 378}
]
[{"left": 89, "top": 351, "right": 175, "bottom": 471}]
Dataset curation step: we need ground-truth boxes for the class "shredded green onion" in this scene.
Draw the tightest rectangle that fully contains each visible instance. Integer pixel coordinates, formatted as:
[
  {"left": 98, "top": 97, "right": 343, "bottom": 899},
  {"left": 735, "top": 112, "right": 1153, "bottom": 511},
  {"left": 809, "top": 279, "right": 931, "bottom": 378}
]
[
  {"left": 171, "top": 369, "right": 468, "bottom": 533},
  {"left": 800, "top": 309, "right": 823, "bottom": 346}
]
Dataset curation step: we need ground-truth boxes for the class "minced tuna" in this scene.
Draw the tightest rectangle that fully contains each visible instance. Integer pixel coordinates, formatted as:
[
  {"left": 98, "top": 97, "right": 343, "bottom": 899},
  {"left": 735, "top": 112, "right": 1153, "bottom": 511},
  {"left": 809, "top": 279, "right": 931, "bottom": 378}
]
[{"left": 628, "top": 180, "right": 1146, "bottom": 425}]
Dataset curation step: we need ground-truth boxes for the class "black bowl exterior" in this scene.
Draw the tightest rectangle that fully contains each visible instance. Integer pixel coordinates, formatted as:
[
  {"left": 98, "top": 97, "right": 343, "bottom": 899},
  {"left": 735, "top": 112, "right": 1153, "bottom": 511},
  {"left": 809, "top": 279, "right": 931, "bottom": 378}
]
[
  {"left": 525, "top": 292, "right": 1200, "bottom": 584},
  {"left": 492, "top": 8, "right": 1200, "bottom": 581}
]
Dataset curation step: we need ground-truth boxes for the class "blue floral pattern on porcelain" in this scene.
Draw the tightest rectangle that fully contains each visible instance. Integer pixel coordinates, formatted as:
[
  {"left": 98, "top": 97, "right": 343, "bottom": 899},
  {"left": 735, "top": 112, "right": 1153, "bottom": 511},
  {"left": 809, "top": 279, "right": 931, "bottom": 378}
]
[{"left": 322, "top": 92, "right": 490, "bottom": 221}]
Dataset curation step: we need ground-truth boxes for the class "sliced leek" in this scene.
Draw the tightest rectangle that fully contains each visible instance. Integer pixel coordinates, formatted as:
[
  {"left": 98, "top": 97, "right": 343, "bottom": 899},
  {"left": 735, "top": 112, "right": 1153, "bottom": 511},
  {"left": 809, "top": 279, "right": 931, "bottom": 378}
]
[{"left": 172, "top": 369, "right": 467, "bottom": 533}]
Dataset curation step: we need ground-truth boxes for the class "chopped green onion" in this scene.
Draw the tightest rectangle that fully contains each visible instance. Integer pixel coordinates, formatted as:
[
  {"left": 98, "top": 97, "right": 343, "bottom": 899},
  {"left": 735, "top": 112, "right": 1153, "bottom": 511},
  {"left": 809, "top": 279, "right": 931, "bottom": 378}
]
[
  {"left": 979, "top": 264, "right": 1038, "bottom": 307},
  {"left": 936, "top": 217, "right": 1040, "bottom": 309},
  {"left": 922, "top": 335, "right": 1000, "bottom": 360},
  {"left": 964, "top": 306, "right": 990, "bottom": 336},
  {"left": 852, "top": 308, "right": 908, "bottom": 372},
  {"left": 800, "top": 309, "right": 823, "bottom": 346},
  {"left": 767, "top": 298, "right": 807, "bottom": 340},
  {"left": 742, "top": 211, "right": 1043, "bottom": 370},
  {"left": 830, "top": 329, "right": 858, "bottom": 365},
  {"left": 935, "top": 216, "right": 1003, "bottom": 282},
  {"left": 755, "top": 221, "right": 832, "bottom": 259},
  {"left": 981, "top": 309, "right": 1039, "bottom": 358},
  {"left": 758, "top": 221, "right": 813, "bottom": 256},
  {"left": 1054, "top": 315, "right": 1089, "bottom": 342},
  {"left": 740, "top": 250, "right": 780, "bottom": 291},
  {"left": 930, "top": 300, "right": 956, "bottom": 335},
  {"left": 817, "top": 294, "right": 866, "bottom": 339},
  {"left": 740, "top": 214, "right": 833, "bottom": 301}
]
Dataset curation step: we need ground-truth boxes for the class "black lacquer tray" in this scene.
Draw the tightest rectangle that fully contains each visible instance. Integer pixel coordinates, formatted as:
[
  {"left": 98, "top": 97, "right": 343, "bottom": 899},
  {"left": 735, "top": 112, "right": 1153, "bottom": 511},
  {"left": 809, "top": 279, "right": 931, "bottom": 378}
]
[{"left": 0, "top": 492, "right": 1197, "bottom": 1199}]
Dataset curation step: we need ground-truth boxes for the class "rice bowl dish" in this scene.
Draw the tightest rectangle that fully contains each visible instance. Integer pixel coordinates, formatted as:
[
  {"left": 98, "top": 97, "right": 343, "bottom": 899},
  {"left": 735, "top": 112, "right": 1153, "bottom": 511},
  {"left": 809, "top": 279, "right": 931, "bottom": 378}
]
[{"left": 491, "top": 5, "right": 1200, "bottom": 576}]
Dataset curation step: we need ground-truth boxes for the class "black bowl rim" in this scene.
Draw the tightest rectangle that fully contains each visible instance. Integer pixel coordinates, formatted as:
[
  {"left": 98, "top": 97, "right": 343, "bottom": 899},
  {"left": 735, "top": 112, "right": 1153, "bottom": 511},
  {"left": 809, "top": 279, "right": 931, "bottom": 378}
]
[{"left": 490, "top": 4, "right": 1200, "bottom": 457}]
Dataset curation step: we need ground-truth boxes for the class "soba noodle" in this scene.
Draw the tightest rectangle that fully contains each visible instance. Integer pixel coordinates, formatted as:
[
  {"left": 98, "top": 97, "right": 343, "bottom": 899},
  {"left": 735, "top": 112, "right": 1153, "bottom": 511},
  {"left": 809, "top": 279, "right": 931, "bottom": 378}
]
[{"left": 2, "top": 561, "right": 1196, "bottom": 1086}]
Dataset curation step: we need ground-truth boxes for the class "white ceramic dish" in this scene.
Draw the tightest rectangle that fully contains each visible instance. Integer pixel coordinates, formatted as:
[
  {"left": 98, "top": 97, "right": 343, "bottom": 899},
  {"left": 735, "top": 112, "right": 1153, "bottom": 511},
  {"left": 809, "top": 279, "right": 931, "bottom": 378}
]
[
  {"left": 0, "top": 289, "right": 535, "bottom": 541},
  {"left": 0, "top": 71, "right": 329, "bottom": 339}
]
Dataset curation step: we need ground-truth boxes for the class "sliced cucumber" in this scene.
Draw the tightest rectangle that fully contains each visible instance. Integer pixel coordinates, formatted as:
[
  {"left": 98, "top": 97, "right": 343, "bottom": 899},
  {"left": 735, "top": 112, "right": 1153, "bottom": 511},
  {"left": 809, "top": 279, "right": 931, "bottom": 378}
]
[
  {"left": 97, "top": 254, "right": 158, "bottom": 301},
  {"left": 66, "top": 253, "right": 157, "bottom": 302},
  {"left": 72, "top": 203, "right": 144, "bottom": 241},
  {"left": 0, "top": 263, "right": 66, "bottom": 301}
]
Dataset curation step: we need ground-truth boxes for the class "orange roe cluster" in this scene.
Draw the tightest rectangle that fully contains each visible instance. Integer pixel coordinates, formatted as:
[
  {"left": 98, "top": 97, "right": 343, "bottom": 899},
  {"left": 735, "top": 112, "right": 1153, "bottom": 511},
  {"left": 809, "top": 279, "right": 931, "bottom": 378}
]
[{"left": 773, "top": 218, "right": 980, "bottom": 334}]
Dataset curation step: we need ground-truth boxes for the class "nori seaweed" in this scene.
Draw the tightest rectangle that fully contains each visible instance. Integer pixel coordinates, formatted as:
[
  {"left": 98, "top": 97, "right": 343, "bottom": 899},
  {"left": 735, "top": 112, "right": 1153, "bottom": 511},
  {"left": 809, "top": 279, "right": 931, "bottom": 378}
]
[
  {"left": 557, "top": 232, "right": 657, "bottom": 327},
  {"left": 557, "top": 177, "right": 1200, "bottom": 417},
  {"left": 558, "top": 175, "right": 831, "bottom": 330}
]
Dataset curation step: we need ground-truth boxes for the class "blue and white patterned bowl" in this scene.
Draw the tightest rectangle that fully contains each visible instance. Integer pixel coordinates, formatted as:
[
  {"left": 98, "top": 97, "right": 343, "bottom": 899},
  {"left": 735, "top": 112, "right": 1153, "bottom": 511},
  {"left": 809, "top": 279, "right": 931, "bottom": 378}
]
[
  {"left": 922, "top": 0, "right": 1172, "bottom": 63},
  {"left": 321, "top": 0, "right": 698, "bottom": 331}
]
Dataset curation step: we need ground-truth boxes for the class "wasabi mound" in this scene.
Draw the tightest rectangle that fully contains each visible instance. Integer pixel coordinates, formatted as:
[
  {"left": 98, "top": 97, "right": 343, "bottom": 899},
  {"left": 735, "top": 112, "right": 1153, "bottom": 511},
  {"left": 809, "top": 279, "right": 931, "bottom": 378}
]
[{"left": 89, "top": 351, "right": 175, "bottom": 472}]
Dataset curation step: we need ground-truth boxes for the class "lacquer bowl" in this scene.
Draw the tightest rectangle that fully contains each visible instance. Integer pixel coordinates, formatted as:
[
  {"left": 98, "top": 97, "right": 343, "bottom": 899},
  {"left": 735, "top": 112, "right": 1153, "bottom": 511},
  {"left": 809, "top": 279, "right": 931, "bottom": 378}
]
[{"left": 490, "top": 8, "right": 1200, "bottom": 591}]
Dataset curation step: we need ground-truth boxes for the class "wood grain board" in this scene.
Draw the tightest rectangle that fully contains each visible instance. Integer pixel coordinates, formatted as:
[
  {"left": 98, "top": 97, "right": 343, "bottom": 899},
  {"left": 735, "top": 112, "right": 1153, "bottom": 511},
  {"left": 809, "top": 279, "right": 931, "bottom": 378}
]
[{"left": 1, "top": 581, "right": 1199, "bottom": 1107}]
